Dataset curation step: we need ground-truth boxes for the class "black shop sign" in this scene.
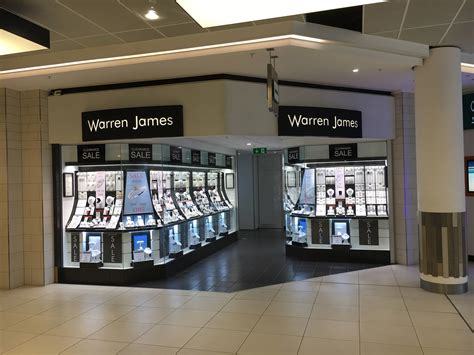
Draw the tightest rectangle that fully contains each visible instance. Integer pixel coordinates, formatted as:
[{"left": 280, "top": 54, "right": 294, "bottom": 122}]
[
  {"left": 279, "top": 106, "right": 362, "bottom": 138},
  {"left": 170, "top": 146, "right": 182, "bottom": 163},
  {"left": 225, "top": 155, "right": 233, "bottom": 169},
  {"left": 208, "top": 152, "right": 216, "bottom": 167},
  {"left": 311, "top": 219, "right": 330, "bottom": 244},
  {"left": 329, "top": 144, "right": 358, "bottom": 160},
  {"left": 103, "top": 233, "right": 122, "bottom": 263},
  {"left": 71, "top": 233, "right": 80, "bottom": 262},
  {"left": 359, "top": 219, "right": 379, "bottom": 246},
  {"left": 191, "top": 150, "right": 201, "bottom": 165},
  {"left": 129, "top": 144, "right": 152, "bottom": 162},
  {"left": 287, "top": 147, "right": 300, "bottom": 164},
  {"left": 82, "top": 105, "right": 183, "bottom": 142},
  {"left": 77, "top": 144, "right": 105, "bottom": 164}
]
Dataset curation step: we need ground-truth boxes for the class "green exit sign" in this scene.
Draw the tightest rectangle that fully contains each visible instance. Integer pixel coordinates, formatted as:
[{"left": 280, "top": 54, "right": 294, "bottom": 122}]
[{"left": 253, "top": 147, "right": 267, "bottom": 154}]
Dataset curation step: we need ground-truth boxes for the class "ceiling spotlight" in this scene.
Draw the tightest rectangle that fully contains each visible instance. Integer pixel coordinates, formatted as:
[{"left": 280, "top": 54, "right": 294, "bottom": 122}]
[
  {"left": 246, "top": 143, "right": 252, "bottom": 146},
  {"left": 145, "top": 6, "right": 159, "bottom": 20},
  {"left": 352, "top": 68, "right": 359, "bottom": 73}
]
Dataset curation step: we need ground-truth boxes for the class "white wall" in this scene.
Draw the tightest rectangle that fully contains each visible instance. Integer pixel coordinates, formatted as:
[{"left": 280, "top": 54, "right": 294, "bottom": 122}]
[
  {"left": 224, "top": 81, "right": 395, "bottom": 139},
  {"left": 49, "top": 79, "right": 396, "bottom": 144}
]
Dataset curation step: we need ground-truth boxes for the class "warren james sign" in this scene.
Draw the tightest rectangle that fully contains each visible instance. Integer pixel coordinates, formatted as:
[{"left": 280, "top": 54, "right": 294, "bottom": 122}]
[
  {"left": 278, "top": 106, "right": 362, "bottom": 138},
  {"left": 82, "top": 105, "right": 183, "bottom": 142}
]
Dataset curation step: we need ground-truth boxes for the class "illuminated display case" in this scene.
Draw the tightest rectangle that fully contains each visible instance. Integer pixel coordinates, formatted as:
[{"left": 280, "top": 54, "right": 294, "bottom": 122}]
[
  {"left": 60, "top": 143, "right": 237, "bottom": 278},
  {"left": 283, "top": 143, "right": 392, "bottom": 264}
]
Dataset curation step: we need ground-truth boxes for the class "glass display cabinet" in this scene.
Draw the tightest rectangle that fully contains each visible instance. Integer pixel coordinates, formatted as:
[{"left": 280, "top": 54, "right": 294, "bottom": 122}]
[
  {"left": 284, "top": 144, "right": 391, "bottom": 264},
  {"left": 59, "top": 143, "right": 237, "bottom": 283}
]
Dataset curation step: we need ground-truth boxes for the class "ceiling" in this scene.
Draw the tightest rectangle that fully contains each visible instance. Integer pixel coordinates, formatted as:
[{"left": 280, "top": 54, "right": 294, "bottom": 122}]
[
  {"left": 0, "top": 0, "right": 472, "bottom": 92},
  {"left": 0, "top": 0, "right": 471, "bottom": 53}
]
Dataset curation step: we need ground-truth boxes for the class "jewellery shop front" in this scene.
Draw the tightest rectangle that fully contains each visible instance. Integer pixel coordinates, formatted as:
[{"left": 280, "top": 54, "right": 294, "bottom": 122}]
[
  {"left": 278, "top": 106, "right": 394, "bottom": 265},
  {"left": 49, "top": 91, "right": 238, "bottom": 286}
]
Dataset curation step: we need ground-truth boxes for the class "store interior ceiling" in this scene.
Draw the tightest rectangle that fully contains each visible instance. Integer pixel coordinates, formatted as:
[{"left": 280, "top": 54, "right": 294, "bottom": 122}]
[{"left": 0, "top": 0, "right": 473, "bottom": 91}]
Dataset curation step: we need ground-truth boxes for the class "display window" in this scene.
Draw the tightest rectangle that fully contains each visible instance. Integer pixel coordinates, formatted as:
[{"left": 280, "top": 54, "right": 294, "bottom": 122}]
[
  {"left": 61, "top": 143, "right": 237, "bottom": 271},
  {"left": 284, "top": 143, "right": 392, "bottom": 262}
]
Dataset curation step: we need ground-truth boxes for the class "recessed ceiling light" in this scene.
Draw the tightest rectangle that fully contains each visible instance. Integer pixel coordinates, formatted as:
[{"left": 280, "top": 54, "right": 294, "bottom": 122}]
[
  {"left": 145, "top": 7, "right": 159, "bottom": 20},
  {"left": 176, "top": 0, "right": 386, "bottom": 28},
  {"left": 352, "top": 68, "right": 359, "bottom": 73},
  {"left": 246, "top": 143, "right": 252, "bottom": 146}
]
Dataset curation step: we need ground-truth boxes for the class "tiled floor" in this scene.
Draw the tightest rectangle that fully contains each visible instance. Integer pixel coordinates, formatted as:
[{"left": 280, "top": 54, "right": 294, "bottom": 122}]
[
  {"left": 134, "top": 230, "right": 385, "bottom": 291},
  {"left": 0, "top": 264, "right": 472, "bottom": 354}
]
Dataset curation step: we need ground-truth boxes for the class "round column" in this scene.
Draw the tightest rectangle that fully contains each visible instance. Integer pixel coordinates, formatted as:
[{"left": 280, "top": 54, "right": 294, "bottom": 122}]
[{"left": 415, "top": 46, "right": 468, "bottom": 294}]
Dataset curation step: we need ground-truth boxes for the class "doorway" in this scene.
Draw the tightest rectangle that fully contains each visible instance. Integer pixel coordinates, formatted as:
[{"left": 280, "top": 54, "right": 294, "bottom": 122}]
[{"left": 257, "top": 153, "right": 284, "bottom": 228}]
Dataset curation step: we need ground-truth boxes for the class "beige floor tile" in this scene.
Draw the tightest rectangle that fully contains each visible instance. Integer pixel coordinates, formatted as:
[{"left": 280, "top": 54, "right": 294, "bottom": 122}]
[
  {"left": 264, "top": 301, "right": 313, "bottom": 318},
  {"left": 6, "top": 314, "right": 68, "bottom": 334},
  {"left": 135, "top": 324, "right": 200, "bottom": 347},
  {"left": 0, "top": 298, "right": 29, "bottom": 312},
  {"left": 281, "top": 281, "right": 320, "bottom": 292},
  {"left": 322, "top": 272, "right": 359, "bottom": 284},
  {"left": 319, "top": 283, "right": 359, "bottom": 294},
  {"left": 415, "top": 326, "right": 474, "bottom": 351},
  {"left": 404, "top": 298, "right": 456, "bottom": 313},
  {"left": 205, "top": 312, "right": 260, "bottom": 331},
  {"left": 305, "top": 319, "right": 359, "bottom": 341},
  {"left": 359, "top": 269, "right": 397, "bottom": 286},
  {"left": 253, "top": 315, "right": 308, "bottom": 336},
  {"left": 360, "top": 295, "right": 406, "bottom": 310},
  {"left": 0, "top": 331, "right": 37, "bottom": 353},
  {"left": 160, "top": 309, "right": 216, "bottom": 327},
  {"left": 118, "top": 306, "right": 175, "bottom": 324},
  {"left": 191, "top": 291, "right": 235, "bottom": 299},
  {"left": 119, "top": 343, "right": 179, "bottom": 354},
  {"left": 234, "top": 289, "right": 278, "bottom": 301},
  {"left": 161, "top": 290, "right": 198, "bottom": 297},
  {"left": 400, "top": 287, "right": 448, "bottom": 300},
  {"left": 38, "top": 291, "right": 87, "bottom": 302},
  {"left": 61, "top": 339, "right": 128, "bottom": 354},
  {"left": 46, "top": 317, "right": 111, "bottom": 338},
  {"left": 360, "top": 307, "right": 412, "bottom": 326},
  {"left": 311, "top": 304, "right": 359, "bottom": 322},
  {"left": 410, "top": 311, "right": 469, "bottom": 330},
  {"left": 7, "top": 299, "right": 58, "bottom": 315},
  {"left": 422, "top": 347, "right": 474, "bottom": 355},
  {"left": 142, "top": 295, "right": 193, "bottom": 308},
  {"left": 39, "top": 301, "right": 97, "bottom": 319},
  {"left": 3, "top": 334, "right": 79, "bottom": 355},
  {"left": 184, "top": 328, "right": 248, "bottom": 353},
  {"left": 178, "top": 349, "right": 233, "bottom": 355},
  {"left": 315, "top": 293, "right": 359, "bottom": 307},
  {"left": 221, "top": 299, "right": 270, "bottom": 315},
  {"left": 273, "top": 290, "right": 317, "bottom": 304},
  {"left": 80, "top": 304, "right": 136, "bottom": 320},
  {"left": 105, "top": 293, "right": 156, "bottom": 306},
  {"left": 299, "top": 337, "right": 359, "bottom": 355},
  {"left": 361, "top": 342, "right": 423, "bottom": 355},
  {"left": 238, "top": 332, "right": 301, "bottom": 355},
  {"left": 0, "top": 312, "right": 32, "bottom": 330},
  {"left": 360, "top": 323, "right": 420, "bottom": 346},
  {"left": 180, "top": 297, "right": 229, "bottom": 311},
  {"left": 89, "top": 320, "right": 154, "bottom": 342},
  {"left": 359, "top": 285, "right": 402, "bottom": 297}
]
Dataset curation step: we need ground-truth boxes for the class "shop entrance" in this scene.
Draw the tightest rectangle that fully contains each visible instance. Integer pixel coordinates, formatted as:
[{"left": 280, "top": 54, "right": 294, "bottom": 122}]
[{"left": 257, "top": 153, "right": 284, "bottom": 229}]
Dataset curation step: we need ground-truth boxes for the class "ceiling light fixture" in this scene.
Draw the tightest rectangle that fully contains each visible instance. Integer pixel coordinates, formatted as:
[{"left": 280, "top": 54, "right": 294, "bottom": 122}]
[
  {"left": 145, "top": 6, "right": 159, "bottom": 20},
  {"left": 352, "top": 68, "right": 359, "bottom": 73},
  {"left": 246, "top": 143, "right": 252, "bottom": 146},
  {"left": 0, "top": 34, "right": 326, "bottom": 76},
  {"left": 0, "top": 8, "right": 50, "bottom": 56},
  {"left": 176, "top": 0, "right": 386, "bottom": 28}
]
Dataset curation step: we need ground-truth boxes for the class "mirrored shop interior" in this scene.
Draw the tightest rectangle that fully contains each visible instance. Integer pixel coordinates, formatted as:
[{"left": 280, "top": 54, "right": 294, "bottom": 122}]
[
  {"left": 60, "top": 143, "right": 237, "bottom": 273},
  {"left": 283, "top": 142, "right": 392, "bottom": 264}
]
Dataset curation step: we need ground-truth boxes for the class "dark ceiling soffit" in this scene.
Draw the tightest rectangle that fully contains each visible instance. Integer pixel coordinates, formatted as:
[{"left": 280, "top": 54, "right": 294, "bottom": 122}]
[
  {"left": 306, "top": 6, "right": 363, "bottom": 33},
  {"left": 0, "top": 8, "right": 50, "bottom": 48},
  {"left": 49, "top": 74, "right": 392, "bottom": 97}
]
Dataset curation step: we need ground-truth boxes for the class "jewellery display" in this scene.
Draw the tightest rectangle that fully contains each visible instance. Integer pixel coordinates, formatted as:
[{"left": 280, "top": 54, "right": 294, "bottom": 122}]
[{"left": 64, "top": 153, "right": 236, "bottom": 267}]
